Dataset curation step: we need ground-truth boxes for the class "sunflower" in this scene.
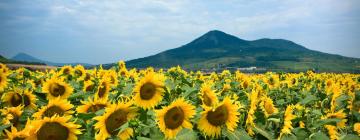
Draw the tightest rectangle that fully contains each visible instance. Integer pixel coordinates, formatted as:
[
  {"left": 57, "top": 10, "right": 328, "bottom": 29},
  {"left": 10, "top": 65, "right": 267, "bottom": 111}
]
[
  {"left": 4, "top": 126, "right": 29, "bottom": 140},
  {"left": 27, "top": 115, "right": 82, "bottom": 140},
  {"left": 60, "top": 65, "right": 73, "bottom": 76},
  {"left": 354, "top": 123, "right": 360, "bottom": 136},
  {"left": 33, "top": 97, "right": 74, "bottom": 119},
  {"left": 261, "top": 96, "right": 278, "bottom": 117},
  {"left": 83, "top": 80, "right": 95, "bottom": 93},
  {"left": 118, "top": 61, "right": 126, "bottom": 70},
  {"left": 94, "top": 101, "right": 138, "bottom": 140},
  {"left": 104, "top": 70, "right": 119, "bottom": 87},
  {"left": 0, "top": 105, "right": 23, "bottom": 128},
  {"left": 325, "top": 125, "right": 339, "bottom": 140},
  {"left": 95, "top": 77, "right": 111, "bottom": 98},
  {"left": 198, "top": 96, "right": 240, "bottom": 138},
  {"left": 76, "top": 97, "right": 109, "bottom": 113},
  {"left": 199, "top": 82, "right": 218, "bottom": 107},
  {"left": 133, "top": 71, "right": 165, "bottom": 110},
  {"left": 155, "top": 98, "right": 196, "bottom": 139},
  {"left": 1, "top": 89, "right": 37, "bottom": 109},
  {"left": 119, "top": 67, "right": 129, "bottom": 78},
  {"left": 74, "top": 65, "right": 86, "bottom": 81},
  {"left": 279, "top": 105, "right": 296, "bottom": 139},
  {"left": 0, "top": 71, "right": 8, "bottom": 91},
  {"left": 42, "top": 77, "right": 73, "bottom": 99}
]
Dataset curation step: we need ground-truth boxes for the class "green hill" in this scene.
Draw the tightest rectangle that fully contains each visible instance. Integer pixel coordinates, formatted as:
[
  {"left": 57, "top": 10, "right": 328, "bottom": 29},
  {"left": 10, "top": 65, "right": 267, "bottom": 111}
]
[
  {"left": 122, "top": 30, "right": 359, "bottom": 73},
  {"left": 0, "top": 55, "right": 46, "bottom": 65},
  {"left": 10, "top": 53, "right": 93, "bottom": 67},
  {"left": 121, "top": 30, "right": 360, "bottom": 73}
]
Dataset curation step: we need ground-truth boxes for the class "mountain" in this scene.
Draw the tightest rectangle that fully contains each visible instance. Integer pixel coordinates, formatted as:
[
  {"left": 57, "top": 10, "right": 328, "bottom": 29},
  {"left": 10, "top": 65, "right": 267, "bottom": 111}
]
[
  {"left": 11, "top": 53, "right": 93, "bottom": 67},
  {"left": 12, "top": 53, "right": 46, "bottom": 63},
  {"left": 123, "top": 30, "right": 360, "bottom": 73},
  {"left": 1, "top": 54, "right": 45, "bottom": 65}
]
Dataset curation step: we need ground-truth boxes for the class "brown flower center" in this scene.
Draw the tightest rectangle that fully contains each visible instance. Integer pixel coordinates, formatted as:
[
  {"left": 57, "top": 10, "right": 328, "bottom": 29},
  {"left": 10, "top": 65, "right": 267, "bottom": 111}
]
[
  {"left": 84, "top": 73, "right": 91, "bottom": 81},
  {"left": 75, "top": 70, "right": 83, "bottom": 77},
  {"left": 206, "top": 105, "right": 229, "bottom": 126},
  {"left": 202, "top": 93, "right": 213, "bottom": 106},
  {"left": 43, "top": 106, "right": 65, "bottom": 118},
  {"left": 9, "top": 113, "right": 20, "bottom": 127},
  {"left": 23, "top": 95, "right": 31, "bottom": 107},
  {"left": 87, "top": 104, "right": 106, "bottom": 113},
  {"left": 63, "top": 68, "right": 70, "bottom": 75},
  {"left": 85, "top": 84, "right": 95, "bottom": 92},
  {"left": 140, "top": 82, "right": 156, "bottom": 100},
  {"left": 10, "top": 93, "right": 31, "bottom": 107},
  {"left": 97, "top": 82, "right": 108, "bottom": 98},
  {"left": 13, "top": 137, "right": 25, "bottom": 140},
  {"left": 164, "top": 107, "right": 184, "bottom": 129},
  {"left": 10, "top": 93, "right": 22, "bottom": 107},
  {"left": 50, "top": 83, "right": 66, "bottom": 97},
  {"left": 105, "top": 109, "right": 128, "bottom": 135},
  {"left": 120, "top": 71, "right": 126, "bottom": 76},
  {"left": 37, "top": 122, "right": 69, "bottom": 140}
]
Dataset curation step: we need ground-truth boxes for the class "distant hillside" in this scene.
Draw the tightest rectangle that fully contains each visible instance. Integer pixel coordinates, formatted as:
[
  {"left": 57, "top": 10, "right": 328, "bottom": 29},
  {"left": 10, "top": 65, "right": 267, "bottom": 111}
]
[
  {"left": 0, "top": 54, "right": 46, "bottom": 65},
  {"left": 11, "top": 53, "right": 93, "bottom": 67},
  {"left": 122, "top": 30, "right": 359, "bottom": 73}
]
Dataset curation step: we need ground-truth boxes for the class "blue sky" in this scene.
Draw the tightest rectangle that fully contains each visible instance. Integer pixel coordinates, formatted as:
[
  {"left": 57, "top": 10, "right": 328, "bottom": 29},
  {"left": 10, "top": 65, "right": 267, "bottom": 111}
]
[{"left": 1, "top": 0, "right": 359, "bottom": 64}]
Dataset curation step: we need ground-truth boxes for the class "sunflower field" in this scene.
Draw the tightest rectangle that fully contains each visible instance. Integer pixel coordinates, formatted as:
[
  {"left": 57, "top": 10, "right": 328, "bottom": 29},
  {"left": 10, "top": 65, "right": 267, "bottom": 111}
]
[{"left": 0, "top": 62, "right": 360, "bottom": 140}]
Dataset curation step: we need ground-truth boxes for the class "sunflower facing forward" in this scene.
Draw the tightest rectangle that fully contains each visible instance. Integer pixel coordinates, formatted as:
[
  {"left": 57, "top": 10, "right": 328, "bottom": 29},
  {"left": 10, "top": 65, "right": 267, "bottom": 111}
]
[
  {"left": 133, "top": 71, "right": 165, "bottom": 110},
  {"left": 60, "top": 65, "right": 73, "bottom": 76},
  {"left": 76, "top": 97, "right": 109, "bottom": 113},
  {"left": 33, "top": 97, "right": 74, "bottom": 119},
  {"left": 198, "top": 96, "right": 240, "bottom": 138},
  {"left": 42, "top": 77, "right": 73, "bottom": 99},
  {"left": 27, "top": 115, "right": 82, "bottom": 140},
  {"left": 155, "top": 98, "right": 196, "bottom": 139},
  {"left": 94, "top": 101, "right": 138, "bottom": 140},
  {"left": 2, "top": 89, "right": 37, "bottom": 109},
  {"left": 74, "top": 65, "right": 86, "bottom": 81}
]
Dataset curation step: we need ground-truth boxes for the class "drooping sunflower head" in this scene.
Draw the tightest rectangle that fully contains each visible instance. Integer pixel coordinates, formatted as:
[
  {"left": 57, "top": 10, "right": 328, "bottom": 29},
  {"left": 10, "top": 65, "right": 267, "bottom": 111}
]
[
  {"left": 94, "top": 101, "right": 138, "bottom": 140},
  {"left": 0, "top": 105, "right": 23, "bottom": 128},
  {"left": 74, "top": 65, "right": 86, "bottom": 80},
  {"left": 42, "top": 77, "right": 73, "bottom": 99},
  {"left": 261, "top": 96, "right": 278, "bottom": 117},
  {"left": 199, "top": 82, "right": 218, "bottom": 107},
  {"left": 95, "top": 77, "right": 111, "bottom": 98},
  {"left": 198, "top": 96, "right": 240, "bottom": 138},
  {"left": 27, "top": 115, "right": 82, "bottom": 140},
  {"left": 33, "top": 97, "right": 74, "bottom": 119},
  {"left": 155, "top": 98, "right": 196, "bottom": 139},
  {"left": 133, "top": 71, "right": 165, "bottom": 110},
  {"left": 76, "top": 97, "right": 109, "bottom": 114},
  {"left": 0, "top": 71, "right": 8, "bottom": 91}
]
